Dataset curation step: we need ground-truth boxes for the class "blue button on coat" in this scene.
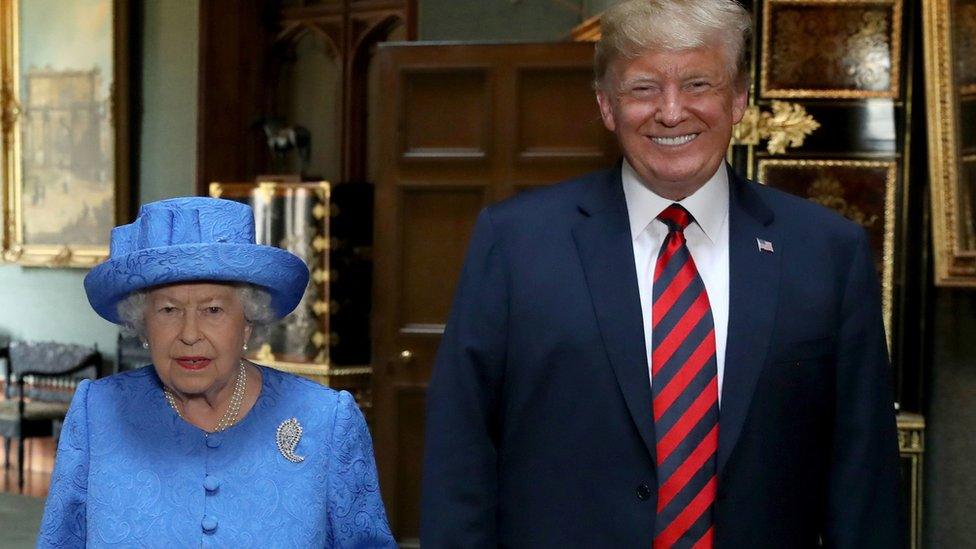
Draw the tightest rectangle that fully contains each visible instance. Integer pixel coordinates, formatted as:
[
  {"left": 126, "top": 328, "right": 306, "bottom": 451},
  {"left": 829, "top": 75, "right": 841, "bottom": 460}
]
[
  {"left": 204, "top": 474, "right": 220, "bottom": 492},
  {"left": 38, "top": 366, "right": 395, "bottom": 548}
]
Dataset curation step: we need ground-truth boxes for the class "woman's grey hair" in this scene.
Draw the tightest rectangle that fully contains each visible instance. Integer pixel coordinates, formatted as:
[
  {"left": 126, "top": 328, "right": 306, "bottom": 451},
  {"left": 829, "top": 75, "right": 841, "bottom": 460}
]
[
  {"left": 594, "top": 0, "right": 752, "bottom": 89},
  {"left": 117, "top": 283, "right": 276, "bottom": 341}
]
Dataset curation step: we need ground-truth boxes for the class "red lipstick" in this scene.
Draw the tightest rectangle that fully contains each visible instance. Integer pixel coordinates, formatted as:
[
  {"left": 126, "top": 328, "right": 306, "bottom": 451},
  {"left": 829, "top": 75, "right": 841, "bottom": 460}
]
[{"left": 175, "top": 357, "right": 211, "bottom": 370}]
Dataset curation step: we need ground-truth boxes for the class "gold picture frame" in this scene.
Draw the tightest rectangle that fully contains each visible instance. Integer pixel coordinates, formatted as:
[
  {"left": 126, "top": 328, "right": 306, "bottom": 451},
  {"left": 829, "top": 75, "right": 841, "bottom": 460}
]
[
  {"left": 757, "top": 159, "right": 898, "bottom": 340},
  {"left": 924, "top": 0, "right": 976, "bottom": 286},
  {"left": 0, "top": 0, "right": 130, "bottom": 268},
  {"left": 761, "top": 0, "right": 903, "bottom": 99}
]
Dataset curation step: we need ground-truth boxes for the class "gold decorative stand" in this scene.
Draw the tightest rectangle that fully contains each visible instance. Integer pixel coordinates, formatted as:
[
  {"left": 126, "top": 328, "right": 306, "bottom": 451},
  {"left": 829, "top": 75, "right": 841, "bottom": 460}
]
[{"left": 897, "top": 412, "right": 925, "bottom": 549}]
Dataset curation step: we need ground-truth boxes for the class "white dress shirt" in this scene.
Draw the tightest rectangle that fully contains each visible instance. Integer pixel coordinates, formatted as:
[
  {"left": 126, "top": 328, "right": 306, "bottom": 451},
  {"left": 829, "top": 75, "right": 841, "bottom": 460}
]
[{"left": 621, "top": 160, "right": 730, "bottom": 405}]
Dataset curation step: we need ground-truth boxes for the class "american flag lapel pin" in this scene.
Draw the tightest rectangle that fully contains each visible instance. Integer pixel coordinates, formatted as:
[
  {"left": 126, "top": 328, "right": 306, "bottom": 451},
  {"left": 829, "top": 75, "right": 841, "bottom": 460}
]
[{"left": 757, "top": 238, "right": 774, "bottom": 253}]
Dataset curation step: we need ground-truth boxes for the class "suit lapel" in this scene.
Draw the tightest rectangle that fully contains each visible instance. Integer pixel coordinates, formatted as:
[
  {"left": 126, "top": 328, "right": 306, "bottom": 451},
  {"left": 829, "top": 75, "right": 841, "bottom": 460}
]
[
  {"left": 718, "top": 170, "right": 781, "bottom": 474},
  {"left": 572, "top": 167, "right": 657, "bottom": 461}
]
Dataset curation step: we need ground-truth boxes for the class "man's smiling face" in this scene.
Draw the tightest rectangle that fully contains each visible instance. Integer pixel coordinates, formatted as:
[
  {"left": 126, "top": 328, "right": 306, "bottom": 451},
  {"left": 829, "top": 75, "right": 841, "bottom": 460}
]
[{"left": 596, "top": 45, "right": 747, "bottom": 200}]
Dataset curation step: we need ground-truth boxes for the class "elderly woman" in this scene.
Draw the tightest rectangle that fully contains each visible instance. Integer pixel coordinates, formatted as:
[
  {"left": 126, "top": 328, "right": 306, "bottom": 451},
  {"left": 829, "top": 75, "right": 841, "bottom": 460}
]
[{"left": 38, "top": 197, "right": 395, "bottom": 547}]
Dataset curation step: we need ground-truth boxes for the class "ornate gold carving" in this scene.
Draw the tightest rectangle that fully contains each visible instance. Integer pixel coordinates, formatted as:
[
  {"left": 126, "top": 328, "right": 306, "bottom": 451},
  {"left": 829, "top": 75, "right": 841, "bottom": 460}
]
[
  {"left": 312, "top": 268, "right": 329, "bottom": 284},
  {"left": 312, "top": 203, "right": 327, "bottom": 220},
  {"left": 312, "top": 235, "right": 329, "bottom": 252},
  {"left": 312, "top": 331, "right": 327, "bottom": 348},
  {"left": 208, "top": 182, "right": 224, "bottom": 198},
  {"left": 255, "top": 182, "right": 277, "bottom": 204},
  {"left": 762, "top": 0, "right": 902, "bottom": 99},
  {"left": 732, "top": 101, "right": 820, "bottom": 154},
  {"left": 846, "top": 11, "right": 892, "bottom": 90},
  {"left": 255, "top": 343, "right": 276, "bottom": 363},
  {"left": 2, "top": 244, "right": 22, "bottom": 261},
  {"left": 313, "top": 300, "right": 329, "bottom": 315},
  {"left": 314, "top": 182, "right": 331, "bottom": 201},
  {"left": 806, "top": 176, "right": 880, "bottom": 228},
  {"left": 925, "top": 0, "right": 976, "bottom": 285}
]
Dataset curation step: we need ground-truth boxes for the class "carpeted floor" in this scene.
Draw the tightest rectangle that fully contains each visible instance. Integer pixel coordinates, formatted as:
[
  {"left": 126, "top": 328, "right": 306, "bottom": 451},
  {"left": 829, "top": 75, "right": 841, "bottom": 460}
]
[{"left": 0, "top": 492, "right": 45, "bottom": 547}]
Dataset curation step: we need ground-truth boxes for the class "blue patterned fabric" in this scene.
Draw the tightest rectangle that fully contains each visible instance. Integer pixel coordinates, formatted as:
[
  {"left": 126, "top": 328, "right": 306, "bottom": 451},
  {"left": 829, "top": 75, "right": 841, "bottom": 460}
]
[
  {"left": 38, "top": 365, "right": 395, "bottom": 548},
  {"left": 84, "top": 197, "right": 310, "bottom": 324}
]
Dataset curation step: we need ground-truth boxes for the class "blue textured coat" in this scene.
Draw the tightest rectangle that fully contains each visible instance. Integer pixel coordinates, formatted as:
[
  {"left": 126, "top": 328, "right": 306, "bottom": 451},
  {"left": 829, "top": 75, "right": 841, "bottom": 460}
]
[{"left": 39, "top": 365, "right": 395, "bottom": 548}]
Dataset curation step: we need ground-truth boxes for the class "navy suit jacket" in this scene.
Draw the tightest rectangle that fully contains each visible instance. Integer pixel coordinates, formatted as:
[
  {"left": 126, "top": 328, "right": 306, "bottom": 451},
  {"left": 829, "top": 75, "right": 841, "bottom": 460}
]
[{"left": 421, "top": 164, "right": 900, "bottom": 548}]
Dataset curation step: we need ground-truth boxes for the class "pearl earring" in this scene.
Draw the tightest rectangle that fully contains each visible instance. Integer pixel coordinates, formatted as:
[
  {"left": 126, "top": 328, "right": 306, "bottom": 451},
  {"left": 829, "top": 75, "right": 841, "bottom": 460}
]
[
  {"left": 142, "top": 341, "right": 149, "bottom": 350},
  {"left": 243, "top": 343, "right": 248, "bottom": 352}
]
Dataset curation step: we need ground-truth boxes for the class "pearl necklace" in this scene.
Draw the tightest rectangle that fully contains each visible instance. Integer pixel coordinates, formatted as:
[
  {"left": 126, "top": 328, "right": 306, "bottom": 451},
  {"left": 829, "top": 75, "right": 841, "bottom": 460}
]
[{"left": 164, "top": 360, "right": 247, "bottom": 432}]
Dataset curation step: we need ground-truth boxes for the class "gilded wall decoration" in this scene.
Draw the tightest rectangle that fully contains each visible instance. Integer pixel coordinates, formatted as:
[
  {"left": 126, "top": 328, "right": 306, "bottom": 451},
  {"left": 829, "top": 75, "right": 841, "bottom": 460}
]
[
  {"left": 732, "top": 101, "right": 820, "bottom": 154},
  {"left": 762, "top": 0, "right": 902, "bottom": 99},
  {"left": 925, "top": 0, "right": 976, "bottom": 285},
  {"left": 757, "top": 159, "right": 897, "bottom": 337}
]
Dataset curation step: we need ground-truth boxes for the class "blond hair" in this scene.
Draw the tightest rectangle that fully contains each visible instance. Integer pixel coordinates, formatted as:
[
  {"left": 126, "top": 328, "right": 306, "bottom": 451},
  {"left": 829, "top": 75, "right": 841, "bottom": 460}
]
[{"left": 594, "top": 0, "right": 752, "bottom": 87}]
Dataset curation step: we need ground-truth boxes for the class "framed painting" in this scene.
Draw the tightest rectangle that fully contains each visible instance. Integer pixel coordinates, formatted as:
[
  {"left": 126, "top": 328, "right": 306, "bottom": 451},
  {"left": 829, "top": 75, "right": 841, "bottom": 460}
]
[
  {"left": 0, "top": 0, "right": 130, "bottom": 267},
  {"left": 924, "top": 0, "right": 976, "bottom": 285}
]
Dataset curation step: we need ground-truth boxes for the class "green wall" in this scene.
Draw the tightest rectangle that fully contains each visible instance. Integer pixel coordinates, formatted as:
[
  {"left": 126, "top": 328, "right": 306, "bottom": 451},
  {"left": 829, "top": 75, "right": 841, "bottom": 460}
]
[
  {"left": 140, "top": 0, "right": 198, "bottom": 204},
  {"left": 0, "top": 0, "right": 199, "bottom": 359},
  {"left": 419, "top": 0, "right": 585, "bottom": 41}
]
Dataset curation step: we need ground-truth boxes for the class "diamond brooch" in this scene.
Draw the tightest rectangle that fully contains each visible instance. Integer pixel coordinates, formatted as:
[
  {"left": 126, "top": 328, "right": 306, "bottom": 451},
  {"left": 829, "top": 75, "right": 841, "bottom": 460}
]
[{"left": 276, "top": 417, "right": 305, "bottom": 463}]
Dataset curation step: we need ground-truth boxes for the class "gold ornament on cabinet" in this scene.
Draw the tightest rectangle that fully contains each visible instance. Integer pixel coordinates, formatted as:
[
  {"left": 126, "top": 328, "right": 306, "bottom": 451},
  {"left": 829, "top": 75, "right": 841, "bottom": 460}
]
[{"left": 733, "top": 101, "right": 820, "bottom": 155}]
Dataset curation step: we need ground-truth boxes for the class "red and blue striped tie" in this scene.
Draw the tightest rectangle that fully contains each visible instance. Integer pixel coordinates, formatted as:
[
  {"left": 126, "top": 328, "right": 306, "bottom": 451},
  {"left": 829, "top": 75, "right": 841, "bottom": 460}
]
[{"left": 651, "top": 204, "right": 718, "bottom": 549}]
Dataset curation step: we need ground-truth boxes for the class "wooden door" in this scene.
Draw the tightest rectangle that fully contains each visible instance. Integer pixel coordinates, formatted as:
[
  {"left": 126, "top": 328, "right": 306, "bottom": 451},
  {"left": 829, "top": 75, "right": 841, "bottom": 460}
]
[{"left": 371, "top": 41, "right": 618, "bottom": 544}]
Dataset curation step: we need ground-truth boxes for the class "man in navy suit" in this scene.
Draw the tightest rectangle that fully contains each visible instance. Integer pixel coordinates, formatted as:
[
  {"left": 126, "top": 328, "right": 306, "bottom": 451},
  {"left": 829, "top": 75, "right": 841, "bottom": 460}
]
[{"left": 421, "top": 0, "right": 901, "bottom": 547}]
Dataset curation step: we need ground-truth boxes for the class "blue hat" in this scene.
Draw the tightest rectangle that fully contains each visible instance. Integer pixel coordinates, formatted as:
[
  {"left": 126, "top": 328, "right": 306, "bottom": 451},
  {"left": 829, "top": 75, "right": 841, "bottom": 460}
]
[{"left": 84, "top": 197, "right": 310, "bottom": 324}]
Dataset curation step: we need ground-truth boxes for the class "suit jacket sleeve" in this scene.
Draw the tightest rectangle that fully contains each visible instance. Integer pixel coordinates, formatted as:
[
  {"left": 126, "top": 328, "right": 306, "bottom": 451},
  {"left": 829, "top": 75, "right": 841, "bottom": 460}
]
[
  {"left": 37, "top": 379, "right": 91, "bottom": 549},
  {"left": 421, "top": 208, "right": 508, "bottom": 548},
  {"left": 824, "top": 228, "right": 901, "bottom": 548}
]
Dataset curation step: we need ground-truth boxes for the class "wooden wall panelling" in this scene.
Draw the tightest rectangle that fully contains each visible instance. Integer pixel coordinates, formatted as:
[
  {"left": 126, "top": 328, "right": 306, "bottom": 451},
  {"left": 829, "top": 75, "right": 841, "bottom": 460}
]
[
  {"left": 197, "top": 0, "right": 416, "bottom": 188},
  {"left": 197, "top": 0, "right": 279, "bottom": 194},
  {"left": 371, "top": 41, "right": 617, "bottom": 544},
  {"left": 277, "top": 0, "right": 416, "bottom": 184}
]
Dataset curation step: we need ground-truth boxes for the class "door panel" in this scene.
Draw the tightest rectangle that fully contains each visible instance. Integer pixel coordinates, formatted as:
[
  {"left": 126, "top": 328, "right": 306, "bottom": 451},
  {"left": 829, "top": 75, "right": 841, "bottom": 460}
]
[
  {"left": 401, "top": 69, "right": 491, "bottom": 159},
  {"left": 372, "top": 41, "right": 617, "bottom": 544},
  {"left": 399, "top": 187, "right": 486, "bottom": 327}
]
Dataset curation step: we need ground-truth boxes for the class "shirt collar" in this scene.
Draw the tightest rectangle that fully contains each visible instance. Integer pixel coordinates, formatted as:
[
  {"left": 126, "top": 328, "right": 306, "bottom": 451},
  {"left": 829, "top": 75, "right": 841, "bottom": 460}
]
[{"left": 621, "top": 159, "right": 730, "bottom": 244}]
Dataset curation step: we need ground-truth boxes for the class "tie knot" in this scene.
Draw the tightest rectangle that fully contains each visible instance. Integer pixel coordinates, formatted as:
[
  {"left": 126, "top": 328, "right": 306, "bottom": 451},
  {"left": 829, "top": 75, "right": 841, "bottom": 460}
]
[{"left": 657, "top": 204, "right": 693, "bottom": 233}]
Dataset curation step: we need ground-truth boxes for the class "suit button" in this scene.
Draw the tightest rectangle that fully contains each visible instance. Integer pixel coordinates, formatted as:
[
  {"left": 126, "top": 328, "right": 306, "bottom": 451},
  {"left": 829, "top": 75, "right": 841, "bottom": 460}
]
[{"left": 636, "top": 483, "right": 652, "bottom": 501}]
